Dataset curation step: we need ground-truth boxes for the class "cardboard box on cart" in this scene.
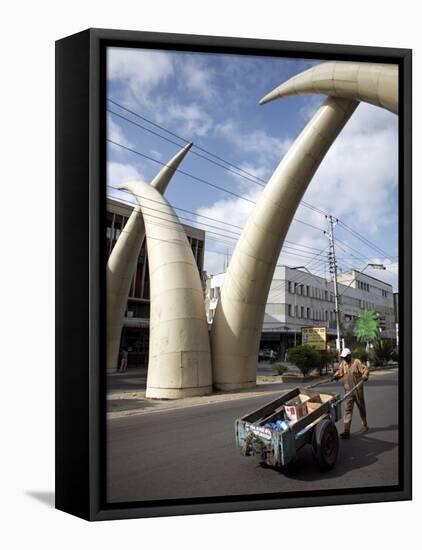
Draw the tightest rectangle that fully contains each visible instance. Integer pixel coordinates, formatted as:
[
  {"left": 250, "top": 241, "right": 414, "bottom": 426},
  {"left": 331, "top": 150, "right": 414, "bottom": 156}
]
[
  {"left": 283, "top": 392, "right": 334, "bottom": 423},
  {"left": 284, "top": 393, "right": 310, "bottom": 422}
]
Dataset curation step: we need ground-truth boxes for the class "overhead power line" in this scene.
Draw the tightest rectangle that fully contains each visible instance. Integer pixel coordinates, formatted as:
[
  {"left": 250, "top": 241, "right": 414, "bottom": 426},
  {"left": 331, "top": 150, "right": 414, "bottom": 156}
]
[
  {"left": 108, "top": 98, "right": 265, "bottom": 182},
  {"left": 108, "top": 109, "right": 265, "bottom": 187},
  {"left": 108, "top": 187, "right": 327, "bottom": 262},
  {"left": 107, "top": 184, "right": 324, "bottom": 253},
  {"left": 337, "top": 220, "right": 393, "bottom": 259},
  {"left": 107, "top": 141, "right": 326, "bottom": 234},
  {"left": 107, "top": 97, "right": 396, "bottom": 264},
  {"left": 107, "top": 98, "right": 328, "bottom": 217}
]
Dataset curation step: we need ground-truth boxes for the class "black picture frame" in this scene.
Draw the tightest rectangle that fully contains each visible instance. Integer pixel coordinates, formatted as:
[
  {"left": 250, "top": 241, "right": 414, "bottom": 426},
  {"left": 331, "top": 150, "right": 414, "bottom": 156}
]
[{"left": 55, "top": 28, "right": 412, "bottom": 521}]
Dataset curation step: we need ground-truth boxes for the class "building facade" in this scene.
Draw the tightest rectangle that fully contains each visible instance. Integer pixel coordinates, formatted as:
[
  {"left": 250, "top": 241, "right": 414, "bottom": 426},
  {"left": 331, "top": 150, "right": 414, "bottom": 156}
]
[
  {"left": 107, "top": 197, "right": 206, "bottom": 368},
  {"left": 206, "top": 265, "right": 395, "bottom": 359}
]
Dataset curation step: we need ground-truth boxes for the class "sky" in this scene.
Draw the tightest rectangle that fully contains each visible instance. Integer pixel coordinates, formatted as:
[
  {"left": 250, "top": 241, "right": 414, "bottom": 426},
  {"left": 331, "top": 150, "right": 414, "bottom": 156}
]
[{"left": 106, "top": 47, "right": 399, "bottom": 291}]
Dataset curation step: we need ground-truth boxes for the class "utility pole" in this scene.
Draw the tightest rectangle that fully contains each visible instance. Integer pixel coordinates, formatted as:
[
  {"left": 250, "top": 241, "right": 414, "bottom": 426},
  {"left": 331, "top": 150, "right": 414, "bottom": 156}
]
[{"left": 326, "top": 215, "right": 342, "bottom": 353}]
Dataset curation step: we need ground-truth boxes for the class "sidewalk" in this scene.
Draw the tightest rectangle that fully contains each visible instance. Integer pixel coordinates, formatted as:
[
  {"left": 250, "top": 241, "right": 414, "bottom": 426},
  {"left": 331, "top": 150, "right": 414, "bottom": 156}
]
[{"left": 107, "top": 365, "right": 290, "bottom": 419}]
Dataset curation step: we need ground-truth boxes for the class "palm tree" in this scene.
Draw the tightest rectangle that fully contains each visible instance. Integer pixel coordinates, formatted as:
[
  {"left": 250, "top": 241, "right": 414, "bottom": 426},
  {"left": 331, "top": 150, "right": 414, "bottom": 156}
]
[{"left": 354, "top": 309, "right": 379, "bottom": 351}]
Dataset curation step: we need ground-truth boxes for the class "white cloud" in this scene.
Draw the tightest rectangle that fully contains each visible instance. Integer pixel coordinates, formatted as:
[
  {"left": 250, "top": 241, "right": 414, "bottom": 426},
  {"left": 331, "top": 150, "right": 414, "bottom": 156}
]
[
  {"left": 107, "top": 161, "right": 144, "bottom": 189},
  {"left": 304, "top": 102, "right": 398, "bottom": 233},
  {"left": 203, "top": 248, "right": 232, "bottom": 277},
  {"left": 108, "top": 48, "right": 216, "bottom": 139},
  {"left": 107, "top": 114, "right": 132, "bottom": 147},
  {"left": 216, "top": 119, "right": 292, "bottom": 167},
  {"left": 108, "top": 48, "right": 174, "bottom": 96},
  {"left": 177, "top": 55, "right": 217, "bottom": 102},
  {"left": 149, "top": 149, "right": 163, "bottom": 159},
  {"left": 199, "top": 102, "right": 398, "bottom": 280},
  {"left": 162, "top": 102, "right": 213, "bottom": 138}
]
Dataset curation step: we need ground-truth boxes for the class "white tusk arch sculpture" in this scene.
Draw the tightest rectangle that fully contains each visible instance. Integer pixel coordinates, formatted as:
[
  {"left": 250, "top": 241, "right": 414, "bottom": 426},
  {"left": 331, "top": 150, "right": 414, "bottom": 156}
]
[
  {"left": 119, "top": 180, "right": 213, "bottom": 399},
  {"left": 106, "top": 143, "right": 192, "bottom": 374},
  {"left": 212, "top": 60, "right": 398, "bottom": 390},
  {"left": 211, "top": 97, "right": 359, "bottom": 389},
  {"left": 260, "top": 61, "right": 398, "bottom": 114}
]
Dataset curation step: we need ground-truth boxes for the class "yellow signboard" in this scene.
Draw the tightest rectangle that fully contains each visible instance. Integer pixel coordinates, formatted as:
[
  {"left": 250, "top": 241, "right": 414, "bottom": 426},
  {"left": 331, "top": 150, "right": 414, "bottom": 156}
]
[{"left": 301, "top": 326, "right": 327, "bottom": 350}]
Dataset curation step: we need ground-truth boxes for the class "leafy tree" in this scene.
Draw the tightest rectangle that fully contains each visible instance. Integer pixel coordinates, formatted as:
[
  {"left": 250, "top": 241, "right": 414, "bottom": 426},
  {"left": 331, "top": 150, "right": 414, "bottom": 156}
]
[
  {"left": 316, "top": 350, "right": 337, "bottom": 375},
  {"left": 352, "top": 347, "right": 369, "bottom": 363},
  {"left": 342, "top": 326, "right": 358, "bottom": 349},
  {"left": 354, "top": 309, "right": 379, "bottom": 350},
  {"left": 286, "top": 345, "right": 319, "bottom": 378},
  {"left": 372, "top": 339, "right": 394, "bottom": 366}
]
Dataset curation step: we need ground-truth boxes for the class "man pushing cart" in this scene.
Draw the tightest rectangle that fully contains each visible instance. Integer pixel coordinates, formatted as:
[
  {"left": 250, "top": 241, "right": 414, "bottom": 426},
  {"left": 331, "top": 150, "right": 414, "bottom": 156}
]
[
  {"left": 333, "top": 348, "right": 369, "bottom": 439},
  {"left": 235, "top": 349, "right": 370, "bottom": 471}
]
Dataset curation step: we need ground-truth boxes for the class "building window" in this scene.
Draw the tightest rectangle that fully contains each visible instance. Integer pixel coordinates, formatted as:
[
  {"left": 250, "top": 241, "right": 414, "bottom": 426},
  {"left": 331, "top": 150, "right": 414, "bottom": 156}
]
[
  {"left": 306, "top": 307, "right": 310, "bottom": 319},
  {"left": 301, "top": 306, "right": 304, "bottom": 318},
  {"left": 197, "top": 239, "right": 204, "bottom": 270},
  {"left": 288, "top": 304, "right": 292, "bottom": 317}
]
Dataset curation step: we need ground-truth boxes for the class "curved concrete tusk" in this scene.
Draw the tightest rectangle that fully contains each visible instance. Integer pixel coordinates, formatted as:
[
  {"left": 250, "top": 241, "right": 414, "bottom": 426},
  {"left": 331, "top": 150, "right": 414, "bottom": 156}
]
[
  {"left": 106, "top": 143, "right": 192, "bottom": 374},
  {"left": 211, "top": 97, "right": 359, "bottom": 390},
  {"left": 120, "top": 181, "right": 213, "bottom": 399},
  {"left": 259, "top": 61, "right": 398, "bottom": 114}
]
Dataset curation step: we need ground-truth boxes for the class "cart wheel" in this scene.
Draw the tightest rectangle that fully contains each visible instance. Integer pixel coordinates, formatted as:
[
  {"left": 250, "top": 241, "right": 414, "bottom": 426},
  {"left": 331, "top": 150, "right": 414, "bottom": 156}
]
[{"left": 312, "top": 418, "right": 339, "bottom": 471}]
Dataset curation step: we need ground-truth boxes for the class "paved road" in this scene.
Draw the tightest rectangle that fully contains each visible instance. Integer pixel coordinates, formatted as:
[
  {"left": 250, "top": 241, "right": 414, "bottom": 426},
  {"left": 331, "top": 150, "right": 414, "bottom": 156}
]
[
  {"left": 107, "top": 371, "right": 399, "bottom": 503},
  {"left": 106, "top": 362, "right": 291, "bottom": 393}
]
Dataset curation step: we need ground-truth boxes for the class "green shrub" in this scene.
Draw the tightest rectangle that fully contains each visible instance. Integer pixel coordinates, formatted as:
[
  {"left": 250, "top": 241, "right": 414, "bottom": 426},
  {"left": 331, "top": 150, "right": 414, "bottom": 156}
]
[
  {"left": 352, "top": 347, "right": 369, "bottom": 363},
  {"left": 286, "top": 345, "right": 319, "bottom": 377},
  {"left": 271, "top": 362, "right": 288, "bottom": 375},
  {"left": 316, "top": 350, "right": 337, "bottom": 374},
  {"left": 372, "top": 339, "right": 394, "bottom": 366}
]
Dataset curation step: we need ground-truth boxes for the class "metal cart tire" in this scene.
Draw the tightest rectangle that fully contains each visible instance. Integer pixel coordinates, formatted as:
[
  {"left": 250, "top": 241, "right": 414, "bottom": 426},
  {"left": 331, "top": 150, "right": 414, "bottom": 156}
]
[{"left": 312, "top": 418, "right": 339, "bottom": 471}]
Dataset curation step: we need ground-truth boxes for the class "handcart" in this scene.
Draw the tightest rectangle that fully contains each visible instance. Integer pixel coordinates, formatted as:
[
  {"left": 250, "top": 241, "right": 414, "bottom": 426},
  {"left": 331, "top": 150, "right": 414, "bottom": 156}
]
[{"left": 235, "top": 379, "right": 364, "bottom": 471}]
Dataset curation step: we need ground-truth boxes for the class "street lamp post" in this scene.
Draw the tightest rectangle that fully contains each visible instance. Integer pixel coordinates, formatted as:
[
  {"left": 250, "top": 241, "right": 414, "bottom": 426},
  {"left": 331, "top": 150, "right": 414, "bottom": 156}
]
[{"left": 339, "top": 263, "right": 386, "bottom": 298}]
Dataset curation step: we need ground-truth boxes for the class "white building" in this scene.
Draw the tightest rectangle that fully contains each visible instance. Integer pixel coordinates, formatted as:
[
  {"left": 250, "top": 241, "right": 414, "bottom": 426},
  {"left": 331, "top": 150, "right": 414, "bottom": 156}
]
[{"left": 205, "top": 265, "right": 395, "bottom": 358}]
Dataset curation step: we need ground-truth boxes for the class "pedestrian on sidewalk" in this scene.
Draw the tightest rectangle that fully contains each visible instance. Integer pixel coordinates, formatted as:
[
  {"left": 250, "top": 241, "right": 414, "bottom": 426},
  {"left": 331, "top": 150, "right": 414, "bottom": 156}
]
[
  {"left": 333, "top": 347, "right": 369, "bottom": 439},
  {"left": 119, "top": 348, "right": 128, "bottom": 373}
]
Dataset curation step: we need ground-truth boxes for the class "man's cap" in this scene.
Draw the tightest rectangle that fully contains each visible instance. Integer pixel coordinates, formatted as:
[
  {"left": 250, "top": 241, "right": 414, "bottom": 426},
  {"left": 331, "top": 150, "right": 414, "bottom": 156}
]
[{"left": 340, "top": 347, "right": 352, "bottom": 358}]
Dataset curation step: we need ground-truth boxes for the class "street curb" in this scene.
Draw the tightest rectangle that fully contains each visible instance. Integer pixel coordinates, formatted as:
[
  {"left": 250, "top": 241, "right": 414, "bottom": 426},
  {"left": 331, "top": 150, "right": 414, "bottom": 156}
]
[
  {"left": 107, "top": 387, "right": 285, "bottom": 420},
  {"left": 107, "top": 367, "right": 397, "bottom": 420}
]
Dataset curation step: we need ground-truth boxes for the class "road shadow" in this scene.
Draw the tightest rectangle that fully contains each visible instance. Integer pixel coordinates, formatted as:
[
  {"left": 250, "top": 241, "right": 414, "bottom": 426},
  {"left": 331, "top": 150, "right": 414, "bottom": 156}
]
[
  {"left": 368, "top": 424, "right": 399, "bottom": 434},
  {"left": 359, "top": 377, "right": 399, "bottom": 388},
  {"left": 276, "top": 424, "right": 398, "bottom": 481},
  {"left": 107, "top": 397, "right": 169, "bottom": 413},
  {"left": 107, "top": 371, "right": 147, "bottom": 393},
  {"left": 26, "top": 491, "right": 55, "bottom": 508}
]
